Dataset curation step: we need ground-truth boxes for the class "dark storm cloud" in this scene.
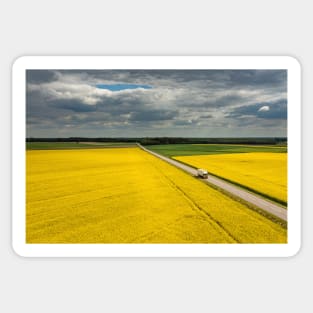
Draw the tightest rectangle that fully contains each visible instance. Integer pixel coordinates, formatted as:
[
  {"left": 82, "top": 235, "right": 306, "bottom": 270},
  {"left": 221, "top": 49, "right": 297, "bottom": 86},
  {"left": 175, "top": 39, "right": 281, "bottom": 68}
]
[
  {"left": 95, "top": 93, "right": 147, "bottom": 113},
  {"left": 26, "top": 69, "right": 288, "bottom": 137},
  {"left": 227, "top": 70, "right": 287, "bottom": 88},
  {"left": 226, "top": 99, "right": 287, "bottom": 119},
  {"left": 129, "top": 109, "right": 177, "bottom": 122},
  {"left": 26, "top": 70, "right": 58, "bottom": 83},
  {"left": 26, "top": 89, "right": 67, "bottom": 121},
  {"left": 180, "top": 94, "right": 244, "bottom": 109},
  {"left": 49, "top": 99, "right": 97, "bottom": 112},
  {"left": 55, "top": 69, "right": 286, "bottom": 90},
  {"left": 156, "top": 69, "right": 286, "bottom": 89}
]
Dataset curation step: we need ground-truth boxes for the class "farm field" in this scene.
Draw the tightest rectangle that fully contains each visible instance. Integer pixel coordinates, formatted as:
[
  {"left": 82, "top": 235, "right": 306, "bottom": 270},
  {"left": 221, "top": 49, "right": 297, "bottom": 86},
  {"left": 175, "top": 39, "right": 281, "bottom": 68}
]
[
  {"left": 145, "top": 143, "right": 287, "bottom": 158},
  {"left": 26, "top": 141, "right": 136, "bottom": 150},
  {"left": 26, "top": 147, "right": 286, "bottom": 243},
  {"left": 174, "top": 152, "right": 287, "bottom": 205}
]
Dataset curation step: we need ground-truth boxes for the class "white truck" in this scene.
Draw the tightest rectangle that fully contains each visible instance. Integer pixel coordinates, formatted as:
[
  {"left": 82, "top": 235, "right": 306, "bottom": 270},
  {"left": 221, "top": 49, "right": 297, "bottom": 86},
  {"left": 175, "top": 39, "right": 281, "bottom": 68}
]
[{"left": 197, "top": 168, "right": 208, "bottom": 179}]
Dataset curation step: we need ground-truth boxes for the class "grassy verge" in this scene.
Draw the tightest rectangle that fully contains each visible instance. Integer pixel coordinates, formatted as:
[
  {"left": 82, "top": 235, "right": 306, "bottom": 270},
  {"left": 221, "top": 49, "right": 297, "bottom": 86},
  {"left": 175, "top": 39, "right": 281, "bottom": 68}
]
[{"left": 145, "top": 143, "right": 287, "bottom": 157}]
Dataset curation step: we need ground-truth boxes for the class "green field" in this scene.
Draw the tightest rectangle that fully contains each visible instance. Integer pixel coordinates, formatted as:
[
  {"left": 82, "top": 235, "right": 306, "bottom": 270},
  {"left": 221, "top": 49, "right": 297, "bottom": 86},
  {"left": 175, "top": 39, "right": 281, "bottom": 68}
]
[
  {"left": 145, "top": 144, "right": 287, "bottom": 157},
  {"left": 26, "top": 142, "right": 137, "bottom": 150}
]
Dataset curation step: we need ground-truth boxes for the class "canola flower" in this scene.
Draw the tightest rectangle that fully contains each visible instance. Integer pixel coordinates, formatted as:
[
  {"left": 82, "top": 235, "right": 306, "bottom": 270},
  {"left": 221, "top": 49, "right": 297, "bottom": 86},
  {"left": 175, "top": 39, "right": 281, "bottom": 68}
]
[
  {"left": 26, "top": 148, "right": 286, "bottom": 243},
  {"left": 174, "top": 152, "right": 287, "bottom": 204}
]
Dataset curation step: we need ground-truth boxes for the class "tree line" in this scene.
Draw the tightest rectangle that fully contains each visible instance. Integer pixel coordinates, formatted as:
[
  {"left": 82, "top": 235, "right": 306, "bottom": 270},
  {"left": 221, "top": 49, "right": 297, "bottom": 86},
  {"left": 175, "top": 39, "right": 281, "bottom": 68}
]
[{"left": 26, "top": 137, "right": 287, "bottom": 145}]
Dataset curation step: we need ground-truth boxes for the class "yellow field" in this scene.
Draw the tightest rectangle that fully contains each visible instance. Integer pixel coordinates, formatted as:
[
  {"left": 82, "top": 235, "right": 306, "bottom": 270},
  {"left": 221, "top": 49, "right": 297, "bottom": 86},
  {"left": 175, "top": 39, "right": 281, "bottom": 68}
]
[
  {"left": 26, "top": 148, "right": 286, "bottom": 243},
  {"left": 174, "top": 153, "right": 287, "bottom": 204}
]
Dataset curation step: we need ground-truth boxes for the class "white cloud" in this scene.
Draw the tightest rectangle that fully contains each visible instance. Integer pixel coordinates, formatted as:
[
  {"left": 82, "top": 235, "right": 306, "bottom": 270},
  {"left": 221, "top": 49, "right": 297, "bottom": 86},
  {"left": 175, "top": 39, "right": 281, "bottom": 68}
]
[{"left": 258, "top": 105, "right": 270, "bottom": 112}]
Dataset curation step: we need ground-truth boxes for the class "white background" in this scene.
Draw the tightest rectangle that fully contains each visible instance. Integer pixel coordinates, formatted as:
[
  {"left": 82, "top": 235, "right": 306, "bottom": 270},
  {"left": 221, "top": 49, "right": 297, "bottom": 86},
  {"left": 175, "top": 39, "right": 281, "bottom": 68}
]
[{"left": 0, "top": 1, "right": 311, "bottom": 312}]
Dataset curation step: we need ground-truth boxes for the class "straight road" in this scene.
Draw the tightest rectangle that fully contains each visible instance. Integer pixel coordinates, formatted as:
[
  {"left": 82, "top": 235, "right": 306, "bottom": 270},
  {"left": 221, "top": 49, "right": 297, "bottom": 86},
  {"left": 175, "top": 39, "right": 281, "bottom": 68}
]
[{"left": 138, "top": 144, "right": 287, "bottom": 222}]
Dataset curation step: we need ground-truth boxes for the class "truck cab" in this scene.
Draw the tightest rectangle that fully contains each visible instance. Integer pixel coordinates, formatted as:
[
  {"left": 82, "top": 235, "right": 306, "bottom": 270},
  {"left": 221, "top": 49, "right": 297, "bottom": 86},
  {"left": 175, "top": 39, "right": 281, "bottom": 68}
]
[{"left": 197, "top": 169, "right": 208, "bottom": 179}]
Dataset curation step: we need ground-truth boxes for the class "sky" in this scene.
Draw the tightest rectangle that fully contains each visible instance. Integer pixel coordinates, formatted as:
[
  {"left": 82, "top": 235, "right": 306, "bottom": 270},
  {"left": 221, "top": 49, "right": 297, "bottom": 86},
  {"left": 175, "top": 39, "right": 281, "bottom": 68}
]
[{"left": 26, "top": 69, "right": 287, "bottom": 138}]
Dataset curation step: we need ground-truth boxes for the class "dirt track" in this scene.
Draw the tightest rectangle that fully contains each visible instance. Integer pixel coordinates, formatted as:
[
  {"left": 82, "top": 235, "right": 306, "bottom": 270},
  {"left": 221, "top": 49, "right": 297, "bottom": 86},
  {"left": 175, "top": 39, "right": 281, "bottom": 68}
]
[{"left": 138, "top": 144, "right": 287, "bottom": 222}]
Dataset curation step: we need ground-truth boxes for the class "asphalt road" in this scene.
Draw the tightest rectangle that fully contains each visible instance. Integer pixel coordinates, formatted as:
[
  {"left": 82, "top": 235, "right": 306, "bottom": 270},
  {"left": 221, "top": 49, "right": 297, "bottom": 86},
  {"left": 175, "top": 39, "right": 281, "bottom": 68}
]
[{"left": 138, "top": 144, "right": 287, "bottom": 222}]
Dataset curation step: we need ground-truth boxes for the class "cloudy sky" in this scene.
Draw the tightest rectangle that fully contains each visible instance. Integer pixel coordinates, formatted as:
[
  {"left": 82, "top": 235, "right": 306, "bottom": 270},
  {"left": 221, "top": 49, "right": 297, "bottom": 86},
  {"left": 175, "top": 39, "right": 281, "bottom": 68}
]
[{"left": 26, "top": 69, "right": 287, "bottom": 138}]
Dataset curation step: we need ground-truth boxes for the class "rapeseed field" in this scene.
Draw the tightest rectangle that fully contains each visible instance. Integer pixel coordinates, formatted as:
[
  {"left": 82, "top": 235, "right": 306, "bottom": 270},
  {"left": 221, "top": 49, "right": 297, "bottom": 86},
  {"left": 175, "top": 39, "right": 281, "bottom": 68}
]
[
  {"left": 174, "top": 153, "right": 287, "bottom": 204},
  {"left": 26, "top": 148, "right": 286, "bottom": 243}
]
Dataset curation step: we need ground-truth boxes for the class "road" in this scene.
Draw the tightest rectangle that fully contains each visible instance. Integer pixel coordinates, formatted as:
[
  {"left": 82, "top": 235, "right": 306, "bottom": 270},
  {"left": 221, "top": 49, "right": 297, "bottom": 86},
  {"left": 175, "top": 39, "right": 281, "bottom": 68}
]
[{"left": 138, "top": 144, "right": 287, "bottom": 222}]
